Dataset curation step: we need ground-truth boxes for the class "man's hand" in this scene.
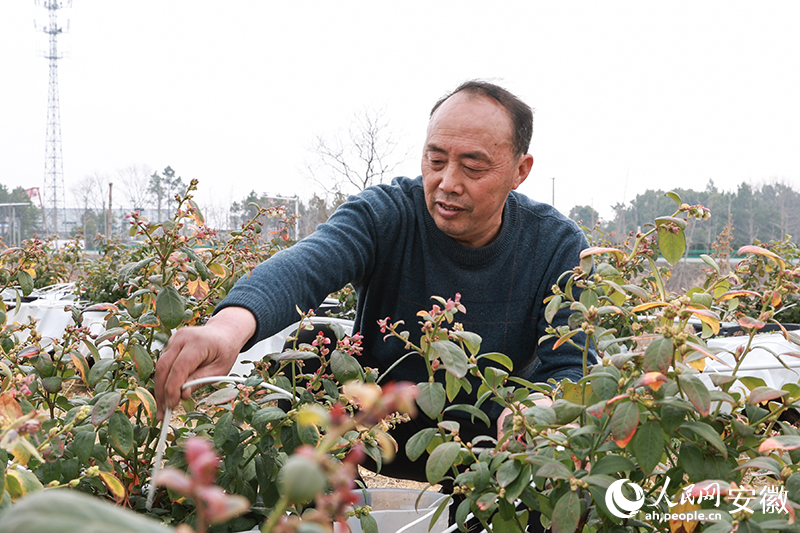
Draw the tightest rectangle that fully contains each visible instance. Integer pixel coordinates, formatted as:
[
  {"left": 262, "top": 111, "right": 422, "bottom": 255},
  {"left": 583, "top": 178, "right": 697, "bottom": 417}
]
[{"left": 155, "top": 307, "right": 256, "bottom": 420}]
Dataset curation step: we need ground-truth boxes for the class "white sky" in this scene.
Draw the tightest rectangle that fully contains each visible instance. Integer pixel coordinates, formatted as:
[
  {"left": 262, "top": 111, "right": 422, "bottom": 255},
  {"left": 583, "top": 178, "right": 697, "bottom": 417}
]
[{"left": 1, "top": 1, "right": 799, "bottom": 222}]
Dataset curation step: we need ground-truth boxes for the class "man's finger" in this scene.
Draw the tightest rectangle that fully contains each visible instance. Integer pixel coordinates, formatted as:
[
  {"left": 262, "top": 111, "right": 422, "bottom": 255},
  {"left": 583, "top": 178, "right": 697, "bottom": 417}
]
[
  {"left": 155, "top": 333, "right": 188, "bottom": 418},
  {"left": 163, "top": 343, "right": 210, "bottom": 413}
]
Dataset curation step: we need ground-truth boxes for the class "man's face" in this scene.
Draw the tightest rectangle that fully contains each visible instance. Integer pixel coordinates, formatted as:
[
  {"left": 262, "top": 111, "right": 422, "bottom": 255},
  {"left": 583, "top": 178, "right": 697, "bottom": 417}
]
[{"left": 422, "top": 92, "right": 533, "bottom": 248}]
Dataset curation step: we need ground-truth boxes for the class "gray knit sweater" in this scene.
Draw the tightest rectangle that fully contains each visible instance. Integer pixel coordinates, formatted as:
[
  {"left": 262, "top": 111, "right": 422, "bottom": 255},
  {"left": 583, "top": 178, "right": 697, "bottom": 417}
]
[{"left": 217, "top": 176, "right": 593, "bottom": 418}]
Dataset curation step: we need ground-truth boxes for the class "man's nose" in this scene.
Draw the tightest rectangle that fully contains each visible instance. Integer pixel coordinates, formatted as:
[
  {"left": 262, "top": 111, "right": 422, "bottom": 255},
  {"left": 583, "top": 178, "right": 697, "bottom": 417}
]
[{"left": 438, "top": 164, "right": 462, "bottom": 195}]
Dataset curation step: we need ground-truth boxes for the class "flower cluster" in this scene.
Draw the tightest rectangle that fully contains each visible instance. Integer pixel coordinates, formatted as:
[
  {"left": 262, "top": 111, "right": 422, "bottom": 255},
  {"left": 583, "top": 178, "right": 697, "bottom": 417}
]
[
  {"left": 155, "top": 437, "right": 249, "bottom": 533},
  {"left": 336, "top": 332, "right": 363, "bottom": 356}
]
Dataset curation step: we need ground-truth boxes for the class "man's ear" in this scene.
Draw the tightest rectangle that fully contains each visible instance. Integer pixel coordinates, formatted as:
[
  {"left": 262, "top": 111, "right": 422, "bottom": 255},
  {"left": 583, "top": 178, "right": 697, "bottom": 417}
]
[{"left": 512, "top": 154, "right": 534, "bottom": 190}]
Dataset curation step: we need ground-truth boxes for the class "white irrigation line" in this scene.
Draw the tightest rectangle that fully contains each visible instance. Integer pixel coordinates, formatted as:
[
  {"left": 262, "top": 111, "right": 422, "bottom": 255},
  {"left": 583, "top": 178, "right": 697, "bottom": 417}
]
[{"left": 146, "top": 376, "right": 298, "bottom": 510}]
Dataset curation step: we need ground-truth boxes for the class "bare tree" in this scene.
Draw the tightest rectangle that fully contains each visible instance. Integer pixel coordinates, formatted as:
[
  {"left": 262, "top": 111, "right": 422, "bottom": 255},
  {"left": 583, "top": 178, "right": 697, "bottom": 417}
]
[
  {"left": 116, "top": 164, "right": 153, "bottom": 211},
  {"left": 305, "top": 107, "right": 407, "bottom": 195},
  {"left": 198, "top": 197, "right": 232, "bottom": 231},
  {"left": 71, "top": 172, "right": 112, "bottom": 238}
]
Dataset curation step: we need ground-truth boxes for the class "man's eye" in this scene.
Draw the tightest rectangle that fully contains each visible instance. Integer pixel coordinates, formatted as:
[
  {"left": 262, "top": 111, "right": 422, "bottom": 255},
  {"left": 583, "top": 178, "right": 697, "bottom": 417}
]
[{"left": 464, "top": 166, "right": 484, "bottom": 175}]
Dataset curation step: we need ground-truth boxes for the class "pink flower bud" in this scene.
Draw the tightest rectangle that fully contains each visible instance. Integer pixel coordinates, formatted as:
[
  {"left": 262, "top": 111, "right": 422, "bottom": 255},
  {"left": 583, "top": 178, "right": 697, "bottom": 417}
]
[
  {"left": 155, "top": 467, "right": 193, "bottom": 494},
  {"left": 184, "top": 437, "right": 220, "bottom": 486}
]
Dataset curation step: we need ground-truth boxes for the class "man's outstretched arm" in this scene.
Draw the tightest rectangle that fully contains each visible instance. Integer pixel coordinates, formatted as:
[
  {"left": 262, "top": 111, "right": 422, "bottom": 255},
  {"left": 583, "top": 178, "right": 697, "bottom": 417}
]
[{"left": 154, "top": 306, "right": 256, "bottom": 420}]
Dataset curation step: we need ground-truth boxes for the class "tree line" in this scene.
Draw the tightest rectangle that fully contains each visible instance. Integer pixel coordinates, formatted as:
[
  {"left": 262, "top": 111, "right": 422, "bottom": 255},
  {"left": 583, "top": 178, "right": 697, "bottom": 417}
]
[{"left": 569, "top": 179, "right": 800, "bottom": 252}]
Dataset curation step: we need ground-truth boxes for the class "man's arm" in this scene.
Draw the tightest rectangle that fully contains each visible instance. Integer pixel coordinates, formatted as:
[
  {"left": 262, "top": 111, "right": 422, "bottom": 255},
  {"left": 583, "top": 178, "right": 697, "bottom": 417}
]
[
  {"left": 154, "top": 307, "right": 256, "bottom": 419},
  {"left": 154, "top": 181, "right": 409, "bottom": 418}
]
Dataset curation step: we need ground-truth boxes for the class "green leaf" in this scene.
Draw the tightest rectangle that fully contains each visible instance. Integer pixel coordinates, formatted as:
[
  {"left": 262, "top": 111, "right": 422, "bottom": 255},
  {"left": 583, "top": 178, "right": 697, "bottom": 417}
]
[
  {"left": 524, "top": 405, "right": 557, "bottom": 426},
  {"left": 431, "top": 340, "right": 468, "bottom": 379},
  {"left": 680, "top": 421, "right": 727, "bottom": 458},
  {"left": 425, "top": 441, "right": 461, "bottom": 484},
  {"left": 130, "top": 344, "right": 154, "bottom": 382},
  {"left": 551, "top": 490, "right": 581, "bottom": 533},
  {"left": 70, "top": 430, "right": 95, "bottom": 465},
  {"left": 443, "top": 404, "right": 491, "bottom": 428},
  {"left": 495, "top": 459, "right": 522, "bottom": 489},
  {"left": 405, "top": 427, "right": 438, "bottom": 461},
  {"left": 690, "top": 291, "right": 713, "bottom": 309},
  {"left": 642, "top": 336, "right": 673, "bottom": 374},
  {"left": 297, "top": 422, "right": 320, "bottom": 447},
  {"left": 544, "top": 295, "right": 562, "bottom": 324},
  {"left": 592, "top": 375, "right": 618, "bottom": 401},
  {"left": 632, "top": 421, "right": 664, "bottom": 475},
  {"left": 736, "top": 520, "right": 764, "bottom": 533},
  {"left": 5, "top": 469, "right": 43, "bottom": 500},
  {"left": 665, "top": 191, "right": 682, "bottom": 206},
  {"left": 429, "top": 496, "right": 452, "bottom": 533},
  {"left": 214, "top": 411, "right": 233, "bottom": 449},
  {"left": 155, "top": 285, "right": 185, "bottom": 330},
  {"left": 477, "top": 352, "right": 514, "bottom": 371},
  {"left": 107, "top": 411, "right": 134, "bottom": 456},
  {"left": 504, "top": 463, "right": 532, "bottom": 503},
  {"left": 551, "top": 399, "right": 585, "bottom": 425},
  {"left": 445, "top": 371, "right": 461, "bottom": 401},
  {"left": 41, "top": 376, "right": 62, "bottom": 394},
  {"left": 739, "top": 376, "right": 767, "bottom": 391},
  {"left": 656, "top": 219, "right": 687, "bottom": 265},
  {"left": 610, "top": 400, "right": 639, "bottom": 448},
  {"left": 0, "top": 489, "right": 174, "bottom": 533},
  {"left": 655, "top": 214, "right": 687, "bottom": 230},
  {"left": 678, "top": 441, "right": 705, "bottom": 482},
  {"left": 87, "top": 359, "right": 117, "bottom": 389},
  {"left": 700, "top": 254, "right": 721, "bottom": 274},
  {"left": 94, "top": 327, "right": 127, "bottom": 345},
  {"left": 591, "top": 454, "right": 636, "bottom": 476},
  {"left": 580, "top": 288, "right": 599, "bottom": 310},
  {"left": 678, "top": 374, "right": 711, "bottom": 417},
  {"left": 532, "top": 460, "right": 573, "bottom": 480},
  {"left": 659, "top": 403, "right": 688, "bottom": 434},
  {"left": 92, "top": 391, "right": 121, "bottom": 426},
  {"left": 451, "top": 330, "right": 482, "bottom": 356},
  {"left": 786, "top": 473, "right": 800, "bottom": 503},
  {"left": 359, "top": 513, "right": 379, "bottom": 533},
  {"left": 330, "top": 350, "right": 363, "bottom": 383},
  {"left": 733, "top": 456, "right": 782, "bottom": 475},
  {"left": 16, "top": 271, "right": 33, "bottom": 297},
  {"left": 416, "top": 382, "right": 446, "bottom": 419},
  {"left": 251, "top": 406, "right": 286, "bottom": 432}
]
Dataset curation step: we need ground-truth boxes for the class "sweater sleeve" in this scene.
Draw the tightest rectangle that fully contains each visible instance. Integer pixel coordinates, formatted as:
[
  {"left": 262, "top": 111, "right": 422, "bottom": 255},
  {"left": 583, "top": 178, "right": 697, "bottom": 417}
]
[{"left": 215, "top": 184, "right": 406, "bottom": 351}]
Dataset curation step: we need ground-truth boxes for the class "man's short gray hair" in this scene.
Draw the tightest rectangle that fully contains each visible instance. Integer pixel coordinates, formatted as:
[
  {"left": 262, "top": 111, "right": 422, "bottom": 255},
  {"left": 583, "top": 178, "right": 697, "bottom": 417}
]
[{"left": 430, "top": 80, "right": 534, "bottom": 157}]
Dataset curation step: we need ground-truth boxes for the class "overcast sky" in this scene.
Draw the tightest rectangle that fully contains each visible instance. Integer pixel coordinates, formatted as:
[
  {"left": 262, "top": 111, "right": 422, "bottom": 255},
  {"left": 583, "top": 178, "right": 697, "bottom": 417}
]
[{"left": 2, "top": 1, "right": 799, "bottom": 223}]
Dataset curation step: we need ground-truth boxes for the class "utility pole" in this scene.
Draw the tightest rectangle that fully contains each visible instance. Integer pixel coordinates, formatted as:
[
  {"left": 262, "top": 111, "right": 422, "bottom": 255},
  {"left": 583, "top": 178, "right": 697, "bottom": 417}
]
[
  {"left": 268, "top": 195, "right": 301, "bottom": 241},
  {"left": 107, "top": 182, "right": 113, "bottom": 241},
  {"left": 551, "top": 177, "right": 555, "bottom": 206},
  {"left": 37, "top": 0, "right": 70, "bottom": 237}
]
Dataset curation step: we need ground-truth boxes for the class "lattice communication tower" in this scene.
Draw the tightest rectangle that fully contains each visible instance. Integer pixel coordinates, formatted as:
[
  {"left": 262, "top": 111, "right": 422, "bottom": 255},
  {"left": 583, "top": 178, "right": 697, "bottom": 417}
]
[{"left": 38, "top": 0, "right": 70, "bottom": 236}]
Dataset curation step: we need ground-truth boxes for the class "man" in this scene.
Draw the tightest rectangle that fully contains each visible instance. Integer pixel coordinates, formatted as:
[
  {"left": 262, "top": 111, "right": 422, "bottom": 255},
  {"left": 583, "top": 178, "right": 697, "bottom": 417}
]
[{"left": 155, "top": 80, "right": 592, "bottom": 480}]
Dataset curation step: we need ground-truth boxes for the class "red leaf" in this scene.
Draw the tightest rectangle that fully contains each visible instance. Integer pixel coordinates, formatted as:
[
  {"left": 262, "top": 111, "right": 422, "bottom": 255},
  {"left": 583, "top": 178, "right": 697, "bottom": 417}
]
[
  {"left": 747, "top": 386, "right": 789, "bottom": 405},
  {"left": 758, "top": 436, "right": 800, "bottom": 453},
  {"left": 610, "top": 401, "right": 639, "bottom": 448},
  {"left": 738, "top": 316, "right": 766, "bottom": 330},
  {"left": 632, "top": 372, "right": 667, "bottom": 392}
]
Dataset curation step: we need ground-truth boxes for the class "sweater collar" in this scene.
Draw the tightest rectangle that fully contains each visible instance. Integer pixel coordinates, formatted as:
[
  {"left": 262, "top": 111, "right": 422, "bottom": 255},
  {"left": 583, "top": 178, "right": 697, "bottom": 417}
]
[{"left": 422, "top": 190, "right": 519, "bottom": 266}]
